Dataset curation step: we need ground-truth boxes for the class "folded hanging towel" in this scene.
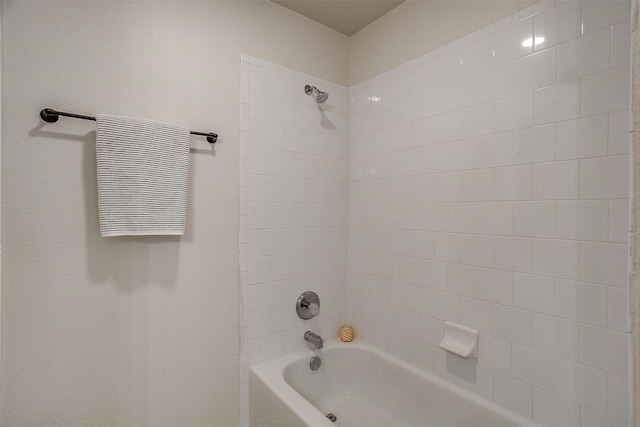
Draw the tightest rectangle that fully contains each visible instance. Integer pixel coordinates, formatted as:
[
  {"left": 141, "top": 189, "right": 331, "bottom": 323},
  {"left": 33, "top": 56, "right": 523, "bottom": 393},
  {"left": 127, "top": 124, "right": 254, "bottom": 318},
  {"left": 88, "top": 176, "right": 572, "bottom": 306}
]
[{"left": 95, "top": 114, "right": 190, "bottom": 237}]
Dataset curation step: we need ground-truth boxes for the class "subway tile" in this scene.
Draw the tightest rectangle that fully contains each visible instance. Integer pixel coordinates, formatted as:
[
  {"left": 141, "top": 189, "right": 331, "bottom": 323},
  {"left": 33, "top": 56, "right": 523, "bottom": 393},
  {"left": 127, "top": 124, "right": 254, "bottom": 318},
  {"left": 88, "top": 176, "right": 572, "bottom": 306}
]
[
  {"left": 247, "top": 281, "right": 283, "bottom": 312},
  {"left": 435, "top": 110, "right": 463, "bottom": 143},
  {"left": 582, "top": 0, "right": 630, "bottom": 34},
  {"left": 422, "top": 85, "right": 450, "bottom": 117},
  {"left": 410, "top": 230, "right": 434, "bottom": 259},
  {"left": 556, "top": 200, "right": 609, "bottom": 242},
  {"left": 554, "top": 356, "right": 608, "bottom": 413},
  {"left": 478, "top": 61, "right": 514, "bottom": 102},
  {"left": 421, "top": 315, "right": 445, "bottom": 346},
  {"left": 412, "top": 174, "right": 435, "bottom": 203},
  {"left": 477, "top": 268, "right": 513, "bottom": 305},
  {"left": 582, "top": 65, "right": 630, "bottom": 116},
  {"left": 449, "top": 202, "right": 478, "bottom": 233},
  {"left": 477, "top": 132, "right": 514, "bottom": 168},
  {"left": 513, "top": 123, "right": 555, "bottom": 164},
  {"left": 380, "top": 302, "right": 400, "bottom": 331},
  {"left": 422, "top": 202, "right": 449, "bottom": 231},
  {"left": 249, "top": 119, "right": 285, "bottom": 149},
  {"left": 580, "top": 155, "right": 629, "bottom": 199},
  {"left": 533, "top": 238, "right": 579, "bottom": 280},
  {"left": 533, "top": 161, "right": 578, "bottom": 200},
  {"left": 447, "top": 263, "right": 478, "bottom": 297},
  {"left": 422, "top": 260, "right": 448, "bottom": 291},
  {"left": 579, "top": 241, "right": 628, "bottom": 287},
  {"left": 533, "top": 388, "right": 580, "bottom": 427},
  {"left": 462, "top": 234, "right": 494, "bottom": 268},
  {"left": 580, "top": 323, "right": 629, "bottom": 376},
  {"left": 448, "top": 138, "right": 479, "bottom": 170},
  {"left": 422, "top": 144, "right": 449, "bottom": 174},
  {"left": 609, "top": 199, "right": 629, "bottom": 243},
  {"left": 449, "top": 74, "right": 479, "bottom": 110},
  {"left": 248, "top": 256, "right": 271, "bottom": 285},
  {"left": 411, "top": 117, "right": 436, "bottom": 147},
  {"left": 495, "top": 165, "right": 533, "bottom": 201},
  {"left": 495, "top": 236, "right": 533, "bottom": 273},
  {"left": 478, "top": 333, "right": 512, "bottom": 373},
  {"left": 495, "top": 91, "right": 534, "bottom": 132},
  {"left": 478, "top": 201, "right": 514, "bottom": 236},
  {"left": 410, "top": 60, "right": 435, "bottom": 93},
  {"left": 611, "top": 19, "right": 631, "bottom": 68},
  {"left": 513, "top": 0, "right": 555, "bottom": 22},
  {"left": 515, "top": 47, "right": 556, "bottom": 92},
  {"left": 462, "top": 169, "right": 494, "bottom": 201},
  {"left": 532, "top": 313, "right": 580, "bottom": 360},
  {"left": 462, "top": 35, "right": 494, "bottom": 75},
  {"left": 493, "top": 372, "right": 533, "bottom": 418},
  {"left": 581, "top": 406, "right": 628, "bottom": 427},
  {"left": 494, "top": 18, "right": 533, "bottom": 64},
  {"left": 513, "top": 273, "right": 555, "bottom": 315},
  {"left": 399, "top": 93, "right": 422, "bottom": 123},
  {"left": 608, "top": 286, "right": 629, "bottom": 332},
  {"left": 511, "top": 343, "right": 555, "bottom": 391},
  {"left": 494, "top": 304, "right": 532, "bottom": 345},
  {"left": 557, "top": 27, "right": 610, "bottom": 81},
  {"left": 608, "top": 373, "right": 630, "bottom": 422},
  {"left": 556, "top": 115, "right": 608, "bottom": 160},
  {"left": 434, "top": 49, "right": 463, "bottom": 85},
  {"left": 434, "top": 232, "right": 462, "bottom": 263},
  {"left": 533, "top": 79, "right": 580, "bottom": 125},
  {"left": 433, "top": 290, "right": 461, "bottom": 322},
  {"left": 248, "top": 309, "right": 272, "bottom": 339},
  {"left": 401, "top": 149, "right": 423, "bottom": 177},
  {"left": 609, "top": 110, "right": 630, "bottom": 155},
  {"left": 556, "top": 279, "right": 607, "bottom": 326},
  {"left": 433, "top": 172, "right": 463, "bottom": 201},
  {"left": 248, "top": 202, "right": 273, "bottom": 230},
  {"left": 534, "top": 1, "right": 582, "bottom": 49},
  {"left": 460, "top": 296, "right": 493, "bottom": 333},
  {"left": 462, "top": 103, "right": 495, "bottom": 138},
  {"left": 399, "top": 256, "right": 422, "bottom": 286},
  {"left": 514, "top": 201, "right": 556, "bottom": 238},
  {"left": 399, "top": 309, "right": 421, "bottom": 339}
]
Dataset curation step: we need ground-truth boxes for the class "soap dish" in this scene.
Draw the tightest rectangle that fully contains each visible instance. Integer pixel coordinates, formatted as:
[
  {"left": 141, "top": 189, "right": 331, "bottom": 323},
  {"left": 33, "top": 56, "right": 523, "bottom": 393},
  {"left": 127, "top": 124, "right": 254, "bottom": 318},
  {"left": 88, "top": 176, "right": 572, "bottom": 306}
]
[{"left": 439, "top": 321, "right": 478, "bottom": 359}]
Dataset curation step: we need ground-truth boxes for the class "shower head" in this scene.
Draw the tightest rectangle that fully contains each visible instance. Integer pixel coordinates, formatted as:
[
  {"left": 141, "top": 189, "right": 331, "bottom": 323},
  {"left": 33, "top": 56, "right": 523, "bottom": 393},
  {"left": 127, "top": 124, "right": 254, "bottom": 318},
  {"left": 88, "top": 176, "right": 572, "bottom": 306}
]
[{"left": 305, "top": 85, "right": 329, "bottom": 103}]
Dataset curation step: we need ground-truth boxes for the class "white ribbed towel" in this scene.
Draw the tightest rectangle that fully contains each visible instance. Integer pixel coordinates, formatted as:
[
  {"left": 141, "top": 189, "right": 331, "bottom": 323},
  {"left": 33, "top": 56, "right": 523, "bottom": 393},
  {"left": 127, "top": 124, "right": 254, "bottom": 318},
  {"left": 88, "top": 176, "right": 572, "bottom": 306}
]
[{"left": 95, "top": 114, "right": 190, "bottom": 237}]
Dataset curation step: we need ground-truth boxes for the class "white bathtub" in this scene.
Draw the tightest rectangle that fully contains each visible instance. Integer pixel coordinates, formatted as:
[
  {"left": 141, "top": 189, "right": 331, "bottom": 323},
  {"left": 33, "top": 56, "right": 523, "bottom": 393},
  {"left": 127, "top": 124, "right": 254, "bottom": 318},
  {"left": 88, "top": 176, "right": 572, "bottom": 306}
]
[{"left": 250, "top": 341, "right": 540, "bottom": 427}]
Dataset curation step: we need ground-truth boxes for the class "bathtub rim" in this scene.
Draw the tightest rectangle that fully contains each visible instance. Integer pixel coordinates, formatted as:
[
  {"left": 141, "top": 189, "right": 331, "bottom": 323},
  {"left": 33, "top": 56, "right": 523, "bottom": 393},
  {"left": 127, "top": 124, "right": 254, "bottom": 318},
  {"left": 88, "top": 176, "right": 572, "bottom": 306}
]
[{"left": 249, "top": 339, "right": 541, "bottom": 427}]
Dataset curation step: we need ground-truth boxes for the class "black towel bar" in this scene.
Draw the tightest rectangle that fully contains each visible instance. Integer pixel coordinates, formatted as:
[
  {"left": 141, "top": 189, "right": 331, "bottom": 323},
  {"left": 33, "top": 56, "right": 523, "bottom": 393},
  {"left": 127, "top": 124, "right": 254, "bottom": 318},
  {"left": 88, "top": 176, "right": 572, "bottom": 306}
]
[{"left": 40, "top": 108, "right": 218, "bottom": 143}]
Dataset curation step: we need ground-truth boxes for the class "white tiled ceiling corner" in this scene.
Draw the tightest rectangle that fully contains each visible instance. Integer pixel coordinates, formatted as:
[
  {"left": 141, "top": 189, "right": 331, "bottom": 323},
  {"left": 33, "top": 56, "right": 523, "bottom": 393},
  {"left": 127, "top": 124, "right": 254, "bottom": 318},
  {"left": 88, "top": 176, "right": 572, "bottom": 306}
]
[{"left": 271, "top": 0, "right": 405, "bottom": 36}]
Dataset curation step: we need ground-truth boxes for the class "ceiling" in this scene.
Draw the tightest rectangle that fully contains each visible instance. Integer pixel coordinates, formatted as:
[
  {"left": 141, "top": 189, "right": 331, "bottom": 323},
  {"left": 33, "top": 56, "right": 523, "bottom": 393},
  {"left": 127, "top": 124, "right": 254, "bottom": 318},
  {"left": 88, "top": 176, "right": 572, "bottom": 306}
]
[{"left": 272, "top": 0, "right": 406, "bottom": 36}]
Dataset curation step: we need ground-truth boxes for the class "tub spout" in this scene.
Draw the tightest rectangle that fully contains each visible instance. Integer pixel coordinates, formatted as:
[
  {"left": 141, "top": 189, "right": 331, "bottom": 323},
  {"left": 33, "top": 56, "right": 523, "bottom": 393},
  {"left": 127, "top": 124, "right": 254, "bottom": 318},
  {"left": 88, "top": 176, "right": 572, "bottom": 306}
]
[{"left": 304, "top": 331, "right": 323, "bottom": 349}]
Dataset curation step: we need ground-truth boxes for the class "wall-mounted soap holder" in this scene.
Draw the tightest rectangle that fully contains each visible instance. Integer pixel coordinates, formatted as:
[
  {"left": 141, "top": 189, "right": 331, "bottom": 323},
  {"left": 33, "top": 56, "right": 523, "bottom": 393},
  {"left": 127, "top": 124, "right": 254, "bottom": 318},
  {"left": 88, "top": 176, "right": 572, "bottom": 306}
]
[
  {"left": 439, "top": 321, "right": 478, "bottom": 359},
  {"left": 296, "top": 291, "right": 320, "bottom": 320}
]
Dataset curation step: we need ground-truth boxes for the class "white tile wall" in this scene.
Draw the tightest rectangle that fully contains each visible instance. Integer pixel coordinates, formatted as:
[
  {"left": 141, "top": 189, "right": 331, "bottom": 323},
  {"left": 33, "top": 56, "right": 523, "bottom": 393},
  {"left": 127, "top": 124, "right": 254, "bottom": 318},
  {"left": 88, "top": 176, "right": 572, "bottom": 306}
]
[
  {"left": 348, "top": 2, "right": 631, "bottom": 426},
  {"left": 240, "top": 2, "right": 631, "bottom": 426},
  {"left": 240, "top": 54, "right": 348, "bottom": 427}
]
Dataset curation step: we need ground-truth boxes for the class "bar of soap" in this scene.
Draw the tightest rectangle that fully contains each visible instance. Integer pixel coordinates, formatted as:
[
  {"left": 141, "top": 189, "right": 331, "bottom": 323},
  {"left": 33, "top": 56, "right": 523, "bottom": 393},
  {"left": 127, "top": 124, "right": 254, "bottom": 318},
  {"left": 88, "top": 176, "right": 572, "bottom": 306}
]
[{"left": 340, "top": 325, "right": 354, "bottom": 342}]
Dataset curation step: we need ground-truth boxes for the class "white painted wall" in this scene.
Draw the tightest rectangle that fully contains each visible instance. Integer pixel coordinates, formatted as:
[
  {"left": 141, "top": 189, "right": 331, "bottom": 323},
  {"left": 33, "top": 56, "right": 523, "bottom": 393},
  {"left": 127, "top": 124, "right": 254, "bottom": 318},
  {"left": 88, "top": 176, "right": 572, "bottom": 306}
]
[
  {"left": 1, "top": 2, "right": 347, "bottom": 426},
  {"left": 348, "top": 0, "right": 536, "bottom": 85},
  {"left": 349, "top": 1, "right": 631, "bottom": 425}
]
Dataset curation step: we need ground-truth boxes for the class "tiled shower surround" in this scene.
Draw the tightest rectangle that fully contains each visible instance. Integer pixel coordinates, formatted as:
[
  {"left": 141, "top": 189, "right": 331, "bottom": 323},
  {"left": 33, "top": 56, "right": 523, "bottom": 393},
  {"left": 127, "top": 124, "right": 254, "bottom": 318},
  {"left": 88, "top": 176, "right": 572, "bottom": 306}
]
[
  {"left": 239, "top": 55, "right": 349, "bottom": 423},
  {"left": 242, "top": 1, "right": 632, "bottom": 426}
]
